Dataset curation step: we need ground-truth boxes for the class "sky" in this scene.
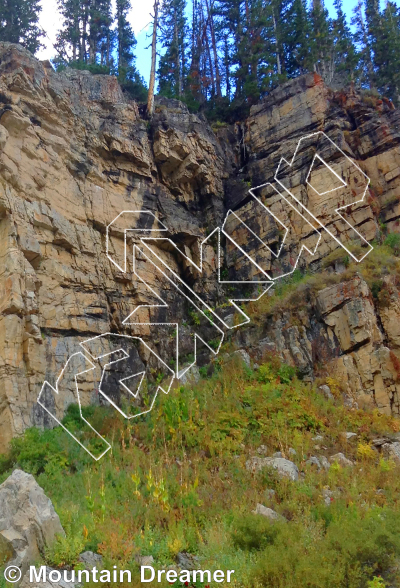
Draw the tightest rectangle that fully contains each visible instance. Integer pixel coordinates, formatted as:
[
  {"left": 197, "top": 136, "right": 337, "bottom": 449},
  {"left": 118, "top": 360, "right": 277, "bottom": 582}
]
[
  {"left": 37, "top": 0, "right": 155, "bottom": 79},
  {"left": 36, "top": 0, "right": 395, "bottom": 84}
]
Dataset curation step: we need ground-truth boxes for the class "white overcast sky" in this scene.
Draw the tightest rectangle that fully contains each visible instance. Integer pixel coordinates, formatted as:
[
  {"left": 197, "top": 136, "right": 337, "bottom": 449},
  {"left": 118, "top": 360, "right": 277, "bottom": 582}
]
[{"left": 37, "top": 0, "right": 399, "bottom": 83}]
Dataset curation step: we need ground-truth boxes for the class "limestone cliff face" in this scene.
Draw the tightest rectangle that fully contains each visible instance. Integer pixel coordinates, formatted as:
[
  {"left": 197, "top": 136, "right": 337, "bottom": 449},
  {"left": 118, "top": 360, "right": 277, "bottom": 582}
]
[
  {"left": 231, "top": 74, "right": 400, "bottom": 416},
  {"left": 0, "top": 43, "right": 399, "bottom": 447}
]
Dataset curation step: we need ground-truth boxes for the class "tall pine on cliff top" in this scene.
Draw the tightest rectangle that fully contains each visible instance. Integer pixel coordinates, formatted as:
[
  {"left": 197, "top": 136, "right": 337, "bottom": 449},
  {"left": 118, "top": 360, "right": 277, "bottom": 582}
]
[
  {"left": 352, "top": 0, "right": 375, "bottom": 88},
  {"left": 56, "top": 0, "right": 113, "bottom": 68},
  {"left": 158, "top": 0, "right": 187, "bottom": 99},
  {"left": 56, "top": 0, "right": 81, "bottom": 62},
  {"left": 0, "top": 0, "right": 43, "bottom": 53},
  {"left": 284, "top": 0, "right": 313, "bottom": 77},
  {"left": 370, "top": 1, "right": 400, "bottom": 104},
  {"left": 116, "top": 0, "right": 147, "bottom": 101},
  {"left": 332, "top": 0, "right": 358, "bottom": 84},
  {"left": 309, "top": 0, "right": 334, "bottom": 83},
  {"left": 87, "top": 0, "right": 113, "bottom": 66}
]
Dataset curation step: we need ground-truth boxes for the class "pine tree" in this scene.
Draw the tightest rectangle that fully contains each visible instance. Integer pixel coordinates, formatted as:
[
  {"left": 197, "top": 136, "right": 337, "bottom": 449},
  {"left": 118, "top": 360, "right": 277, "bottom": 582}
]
[
  {"left": 88, "top": 0, "right": 112, "bottom": 65},
  {"left": 352, "top": 0, "right": 374, "bottom": 88},
  {"left": 0, "top": 0, "right": 43, "bottom": 54},
  {"left": 158, "top": 0, "right": 187, "bottom": 99},
  {"left": 147, "top": 0, "right": 160, "bottom": 116},
  {"left": 284, "top": 0, "right": 312, "bottom": 77},
  {"left": 55, "top": 0, "right": 82, "bottom": 63},
  {"left": 371, "top": 1, "right": 400, "bottom": 103},
  {"left": 309, "top": 0, "right": 334, "bottom": 83},
  {"left": 116, "top": 0, "right": 135, "bottom": 76},
  {"left": 270, "top": 0, "right": 288, "bottom": 78},
  {"left": 116, "top": 0, "right": 147, "bottom": 101},
  {"left": 332, "top": 0, "right": 358, "bottom": 84},
  {"left": 55, "top": 0, "right": 112, "bottom": 69}
]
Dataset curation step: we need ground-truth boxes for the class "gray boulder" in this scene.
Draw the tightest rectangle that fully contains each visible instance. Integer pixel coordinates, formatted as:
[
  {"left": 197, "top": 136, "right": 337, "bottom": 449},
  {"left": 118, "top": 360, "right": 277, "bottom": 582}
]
[
  {"left": 341, "top": 432, "right": 357, "bottom": 441},
  {"left": 20, "top": 567, "right": 79, "bottom": 588},
  {"left": 135, "top": 555, "right": 155, "bottom": 567},
  {"left": 246, "top": 456, "right": 299, "bottom": 481},
  {"left": 78, "top": 551, "right": 103, "bottom": 570},
  {"left": 176, "top": 552, "right": 200, "bottom": 570},
  {"left": 178, "top": 366, "right": 200, "bottom": 386},
  {"left": 318, "top": 385, "right": 334, "bottom": 401},
  {"left": 320, "top": 456, "right": 331, "bottom": 470},
  {"left": 382, "top": 442, "right": 400, "bottom": 463},
  {"left": 306, "top": 456, "right": 321, "bottom": 469},
  {"left": 329, "top": 453, "right": 354, "bottom": 467},
  {"left": 322, "top": 489, "right": 334, "bottom": 506},
  {"left": 233, "top": 349, "right": 251, "bottom": 368},
  {"left": 0, "top": 469, "right": 65, "bottom": 579},
  {"left": 252, "top": 504, "right": 286, "bottom": 522}
]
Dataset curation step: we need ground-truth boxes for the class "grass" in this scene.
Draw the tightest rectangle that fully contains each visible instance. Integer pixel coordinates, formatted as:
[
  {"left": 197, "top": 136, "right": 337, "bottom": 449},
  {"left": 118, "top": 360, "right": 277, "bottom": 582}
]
[
  {"left": 1, "top": 356, "right": 400, "bottom": 587},
  {"left": 245, "top": 241, "right": 400, "bottom": 320}
]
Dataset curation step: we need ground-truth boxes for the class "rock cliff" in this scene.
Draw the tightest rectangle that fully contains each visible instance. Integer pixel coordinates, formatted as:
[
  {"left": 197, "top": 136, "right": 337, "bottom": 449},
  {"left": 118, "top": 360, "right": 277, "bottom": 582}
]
[{"left": 0, "top": 42, "right": 399, "bottom": 448}]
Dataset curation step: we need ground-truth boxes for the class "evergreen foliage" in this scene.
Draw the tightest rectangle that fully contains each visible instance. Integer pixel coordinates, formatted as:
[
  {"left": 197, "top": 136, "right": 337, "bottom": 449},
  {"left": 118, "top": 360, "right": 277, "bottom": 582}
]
[
  {"left": 158, "top": 0, "right": 187, "bottom": 99},
  {"left": 0, "top": 0, "right": 43, "bottom": 53},
  {"left": 1, "top": 0, "right": 400, "bottom": 111}
]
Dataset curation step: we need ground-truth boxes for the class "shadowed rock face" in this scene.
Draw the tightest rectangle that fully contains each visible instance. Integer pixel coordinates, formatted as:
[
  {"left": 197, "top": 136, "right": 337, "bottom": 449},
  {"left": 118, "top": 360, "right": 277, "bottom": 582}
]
[{"left": 0, "top": 43, "right": 400, "bottom": 447}]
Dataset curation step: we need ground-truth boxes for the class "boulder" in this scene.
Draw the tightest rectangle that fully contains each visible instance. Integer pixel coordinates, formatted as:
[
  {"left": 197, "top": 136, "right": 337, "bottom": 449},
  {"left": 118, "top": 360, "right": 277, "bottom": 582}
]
[
  {"left": 0, "top": 470, "right": 64, "bottom": 578},
  {"left": 20, "top": 567, "right": 79, "bottom": 588},
  {"left": 246, "top": 456, "right": 299, "bottom": 481},
  {"left": 322, "top": 489, "right": 334, "bottom": 506},
  {"left": 135, "top": 555, "right": 155, "bottom": 567},
  {"left": 176, "top": 552, "right": 200, "bottom": 570},
  {"left": 306, "top": 456, "right": 322, "bottom": 469},
  {"left": 341, "top": 432, "right": 357, "bottom": 441},
  {"left": 78, "top": 551, "right": 103, "bottom": 570},
  {"left": 382, "top": 441, "right": 400, "bottom": 463},
  {"left": 320, "top": 456, "right": 331, "bottom": 470},
  {"left": 318, "top": 385, "right": 334, "bottom": 401},
  {"left": 232, "top": 349, "right": 251, "bottom": 368},
  {"left": 329, "top": 453, "right": 354, "bottom": 467},
  {"left": 252, "top": 504, "right": 286, "bottom": 521}
]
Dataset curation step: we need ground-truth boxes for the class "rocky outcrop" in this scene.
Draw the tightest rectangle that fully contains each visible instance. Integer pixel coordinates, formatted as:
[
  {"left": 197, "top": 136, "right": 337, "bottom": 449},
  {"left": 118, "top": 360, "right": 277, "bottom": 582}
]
[
  {"left": 0, "top": 43, "right": 227, "bottom": 447},
  {"left": 0, "top": 43, "right": 400, "bottom": 447},
  {"left": 235, "top": 274, "right": 400, "bottom": 414},
  {"left": 246, "top": 456, "right": 299, "bottom": 481},
  {"left": 0, "top": 469, "right": 64, "bottom": 577}
]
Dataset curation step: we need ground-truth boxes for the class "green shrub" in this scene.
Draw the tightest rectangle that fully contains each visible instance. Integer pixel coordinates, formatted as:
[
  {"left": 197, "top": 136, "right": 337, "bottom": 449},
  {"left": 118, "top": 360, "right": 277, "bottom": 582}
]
[
  {"left": 251, "top": 508, "right": 400, "bottom": 588},
  {"left": 231, "top": 514, "right": 280, "bottom": 551},
  {"left": 384, "top": 233, "right": 400, "bottom": 255},
  {"left": 44, "top": 528, "right": 86, "bottom": 568}
]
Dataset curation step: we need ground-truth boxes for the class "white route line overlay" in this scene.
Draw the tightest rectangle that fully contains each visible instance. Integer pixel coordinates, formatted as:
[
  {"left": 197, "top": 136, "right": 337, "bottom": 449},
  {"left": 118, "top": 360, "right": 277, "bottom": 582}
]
[
  {"left": 274, "top": 131, "right": 373, "bottom": 263},
  {"left": 37, "top": 131, "right": 373, "bottom": 461}
]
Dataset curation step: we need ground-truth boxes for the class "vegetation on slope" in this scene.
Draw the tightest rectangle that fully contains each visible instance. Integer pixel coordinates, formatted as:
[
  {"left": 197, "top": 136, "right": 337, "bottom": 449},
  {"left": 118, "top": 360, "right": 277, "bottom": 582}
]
[
  {"left": 247, "top": 235, "right": 400, "bottom": 320},
  {"left": 1, "top": 353, "right": 400, "bottom": 587}
]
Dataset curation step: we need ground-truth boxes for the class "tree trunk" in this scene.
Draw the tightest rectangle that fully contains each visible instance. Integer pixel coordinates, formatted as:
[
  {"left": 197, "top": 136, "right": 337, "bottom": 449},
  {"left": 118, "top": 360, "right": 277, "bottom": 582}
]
[
  {"left": 272, "top": 11, "right": 282, "bottom": 75},
  {"left": 147, "top": 0, "right": 160, "bottom": 117},
  {"left": 224, "top": 34, "right": 230, "bottom": 98},
  {"left": 206, "top": 30, "right": 215, "bottom": 97},
  {"left": 205, "top": 0, "right": 221, "bottom": 97},
  {"left": 174, "top": 8, "right": 182, "bottom": 97},
  {"left": 356, "top": 1, "right": 375, "bottom": 88}
]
